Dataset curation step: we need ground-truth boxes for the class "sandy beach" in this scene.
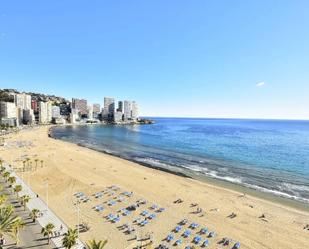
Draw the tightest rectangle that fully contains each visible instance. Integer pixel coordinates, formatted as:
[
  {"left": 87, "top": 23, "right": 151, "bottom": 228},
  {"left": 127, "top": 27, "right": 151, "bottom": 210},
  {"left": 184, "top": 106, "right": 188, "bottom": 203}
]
[{"left": 0, "top": 126, "right": 308, "bottom": 249}]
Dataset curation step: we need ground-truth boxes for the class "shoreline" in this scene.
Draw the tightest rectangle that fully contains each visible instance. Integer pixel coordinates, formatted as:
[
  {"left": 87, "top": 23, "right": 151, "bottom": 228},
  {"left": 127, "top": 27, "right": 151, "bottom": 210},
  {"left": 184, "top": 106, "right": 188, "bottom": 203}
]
[
  {"left": 50, "top": 126, "right": 309, "bottom": 213},
  {"left": 1, "top": 126, "right": 309, "bottom": 249}
]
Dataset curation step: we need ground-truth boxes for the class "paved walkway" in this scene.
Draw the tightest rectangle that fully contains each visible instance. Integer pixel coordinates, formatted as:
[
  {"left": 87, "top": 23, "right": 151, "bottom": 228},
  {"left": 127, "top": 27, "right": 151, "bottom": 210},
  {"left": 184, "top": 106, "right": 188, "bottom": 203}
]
[
  {"left": 4, "top": 190, "right": 55, "bottom": 249},
  {"left": 4, "top": 163, "right": 85, "bottom": 249}
]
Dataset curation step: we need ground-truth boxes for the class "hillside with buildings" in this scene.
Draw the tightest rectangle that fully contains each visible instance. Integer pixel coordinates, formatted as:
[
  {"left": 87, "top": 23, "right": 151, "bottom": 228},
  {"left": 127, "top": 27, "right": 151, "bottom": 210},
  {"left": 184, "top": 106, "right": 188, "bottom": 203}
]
[{"left": 0, "top": 89, "right": 140, "bottom": 128}]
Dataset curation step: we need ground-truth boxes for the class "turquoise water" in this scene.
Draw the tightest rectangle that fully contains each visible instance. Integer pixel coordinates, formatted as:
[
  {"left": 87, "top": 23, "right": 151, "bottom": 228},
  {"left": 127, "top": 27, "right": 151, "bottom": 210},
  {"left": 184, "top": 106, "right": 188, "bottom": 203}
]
[{"left": 51, "top": 118, "right": 309, "bottom": 203}]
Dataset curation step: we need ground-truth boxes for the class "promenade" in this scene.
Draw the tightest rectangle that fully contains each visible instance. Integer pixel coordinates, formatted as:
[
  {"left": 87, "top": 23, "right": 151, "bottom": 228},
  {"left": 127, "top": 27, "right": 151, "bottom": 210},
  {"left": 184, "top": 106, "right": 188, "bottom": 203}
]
[{"left": 4, "top": 163, "right": 85, "bottom": 249}]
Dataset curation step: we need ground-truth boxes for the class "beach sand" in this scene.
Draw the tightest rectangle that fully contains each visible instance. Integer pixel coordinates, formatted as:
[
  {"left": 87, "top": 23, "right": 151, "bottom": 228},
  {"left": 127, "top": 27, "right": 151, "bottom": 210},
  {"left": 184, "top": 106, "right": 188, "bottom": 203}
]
[{"left": 1, "top": 126, "right": 308, "bottom": 249}]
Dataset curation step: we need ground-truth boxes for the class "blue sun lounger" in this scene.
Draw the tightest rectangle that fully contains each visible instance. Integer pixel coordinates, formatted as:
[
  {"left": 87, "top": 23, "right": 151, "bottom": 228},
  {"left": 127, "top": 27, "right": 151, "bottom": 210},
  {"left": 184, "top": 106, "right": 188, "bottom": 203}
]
[
  {"left": 174, "top": 225, "right": 182, "bottom": 232},
  {"left": 166, "top": 234, "right": 174, "bottom": 242},
  {"left": 185, "top": 246, "right": 192, "bottom": 249},
  {"left": 140, "top": 220, "right": 149, "bottom": 226},
  {"left": 148, "top": 213, "right": 156, "bottom": 219},
  {"left": 183, "top": 229, "right": 191, "bottom": 238},
  {"left": 141, "top": 210, "right": 149, "bottom": 216},
  {"left": 174, "top": 239, "right": 182, "bottom": 246},
  {"left": 233, "top": 242, "right": 241, "bottom": 249},
  {"left": 202, "top": 239, "right": 209, "bottom": 247},
  {"left": 193, "top": 236, "right": 202, "bottom": 244},
  {"left": 112, "top": 216, "right": 120, "bottom": 223},
  {"left": 200, "top": 227, "right": 208, "bottom": 234}
]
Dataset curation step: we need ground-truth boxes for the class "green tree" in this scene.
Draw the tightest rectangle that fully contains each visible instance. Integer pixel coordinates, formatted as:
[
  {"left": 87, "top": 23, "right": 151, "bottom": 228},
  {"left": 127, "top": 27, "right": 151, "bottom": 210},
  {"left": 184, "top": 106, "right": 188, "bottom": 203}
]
[
  {"left": 0, "top": 195, "right": 7, "bottom": 206},
  {"left": 11, "top": 217, "right": 25, "bottom": 244},
  {"left": 8, "top": 176, "right": 16, "bottom": 188},
  {"left": 3, "top": 171, "right": 10, "bottom": 182},
  {"left": 0, "top": 205, "right": 23, "bottom": 242},
  {"left": 86, "top": 239, "right": 108, "bottom": 249},
  {"left": 29, "top": 209, "right": 40, "bottom": 223},
  {"left": 20, "top": 195, "right": 31, "bottom": 211},
  {"left": 62, "top": 228, "right": 78, "bottom": 249},
  {"left": 41, "top": 223, "right": 55, "bottom": 244},
  {"left": 13, "top": 185, "right": 22, "bottom": 198}
]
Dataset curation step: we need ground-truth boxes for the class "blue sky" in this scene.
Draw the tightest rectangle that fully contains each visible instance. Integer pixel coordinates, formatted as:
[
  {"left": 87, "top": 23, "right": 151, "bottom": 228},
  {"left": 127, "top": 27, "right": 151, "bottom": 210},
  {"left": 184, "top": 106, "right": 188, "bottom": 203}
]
[{"left": 0, "top": 1, "right": 309, "bottom": 119}]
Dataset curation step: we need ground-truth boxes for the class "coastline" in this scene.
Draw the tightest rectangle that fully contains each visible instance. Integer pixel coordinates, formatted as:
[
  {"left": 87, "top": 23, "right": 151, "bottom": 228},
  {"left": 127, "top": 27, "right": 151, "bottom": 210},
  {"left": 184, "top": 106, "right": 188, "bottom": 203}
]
[
  {"left": 1, "top": 126, "right": 309, "bottom": 249},
  {"left": 50, "top": 125, "right": 309, "bottom": 212}
]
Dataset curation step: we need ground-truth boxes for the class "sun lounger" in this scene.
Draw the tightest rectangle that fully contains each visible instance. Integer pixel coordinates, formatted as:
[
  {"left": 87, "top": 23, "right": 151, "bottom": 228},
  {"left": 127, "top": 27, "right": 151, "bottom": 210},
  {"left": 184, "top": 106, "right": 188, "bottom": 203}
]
[
  {"left": 157, "top": 207, "right": 165, "bottom": 212},
  {"left": 151, "top": 204, "right": 158, "bottom": 209},
  {"left": 185, "top": 246, "right": 192, "bottom": 249},
  {"left": 174, "top": 225, "right": 182, "bottom": 232},
  {"left": 112, "top": 216, "right": 120, "bottom": 223},
  {"left": 183, "top": 230, "right": 191, "bottom": 238},
  {"left": 141, "top": 210, "right": 149, "bottom": 216},
  {"left": 202, "top": 239, "right": 209, "bottom": 247},
  {"left": 233, "top": 242, "right": 241, "bottom": 249},
  {"left": 193, "top": 236, "right": 202, "bottom": 244},
  {"left": 174, "top": 239, "right": 182, "bottom": 246},
  {"left": 208, "top": 231, "right": 215, "bottom": 238},
  {"left": 166, "top": 234, "right": 174, "bottom": 242},
  {"left": 200, "top": 227, "right": 208, "bottom": 234},
  {"left": 180, "top": 219, "right": 188, "bottom": 225},
  {"left": 148, "top": 213, "right": 156, "bottom": 219}
]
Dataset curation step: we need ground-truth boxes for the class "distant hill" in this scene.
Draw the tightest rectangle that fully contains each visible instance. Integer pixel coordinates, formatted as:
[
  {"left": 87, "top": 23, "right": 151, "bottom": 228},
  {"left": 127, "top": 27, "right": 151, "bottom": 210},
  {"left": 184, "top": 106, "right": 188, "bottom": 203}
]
[{"left": 0, "top": 89, "right": 69, "bottom": 104}]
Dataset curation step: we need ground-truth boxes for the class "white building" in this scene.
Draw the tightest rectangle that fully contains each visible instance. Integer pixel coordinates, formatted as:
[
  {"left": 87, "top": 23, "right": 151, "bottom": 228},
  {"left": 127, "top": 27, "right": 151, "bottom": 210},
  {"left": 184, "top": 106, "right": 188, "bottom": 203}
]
[
  {"left": 114, "top": 111, "right": 123, "bottom": 122},
  {"left": 14, "top": 93, "right": 31, "bottom": 110},
  {"left": 123, "top": 100, "right": 132, "bottom": 121},
  {"left": 51, "top": 105, "right": 61, "bottom": 119},
  {"left": 87, "top": 105, "right": 93, "bottom": 120},
  {"left": 131, "top": 101, "right": 139, "bottom": 120},
  {"left": 39, "top": 101, "right": 52, "bottom": 124},
  {"left": 0, "top": 102, "right": 18, "bottom": 126},
  {"left": 70, "top": 108, "right": 79, "bottom": 124}
]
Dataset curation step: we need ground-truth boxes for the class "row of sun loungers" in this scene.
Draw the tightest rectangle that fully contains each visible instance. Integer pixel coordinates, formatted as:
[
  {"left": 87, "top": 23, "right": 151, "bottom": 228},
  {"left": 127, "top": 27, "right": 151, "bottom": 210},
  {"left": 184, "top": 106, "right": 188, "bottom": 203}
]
[{"left": 163, "top": 219, "right": 240, "bottom": 248}]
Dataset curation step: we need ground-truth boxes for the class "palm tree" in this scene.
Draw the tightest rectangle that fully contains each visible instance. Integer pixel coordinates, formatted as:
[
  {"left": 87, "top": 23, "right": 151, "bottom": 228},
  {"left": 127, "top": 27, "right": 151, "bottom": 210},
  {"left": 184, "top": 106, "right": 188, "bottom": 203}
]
[
  {"left": 20, "top": 195, "right": 31, "bottom": 211},
  {"left": 2, "top": 171, "right": 10, "bottom": 182},
  {"left": 0, "top": 194, "right": 7, "bottom": 206},
  {"left": 40, "top": 160, "right": 44, "bottom": 168},
  {"left": 8, "top": 176, "right": 16, "bottom": 188},
  {"left": 62, "top": 228, "right": 78, "bottom": 249},
  {"left": 29, "top": 209, "right": 40, "bottom": 223},
  {"left": 41, "top": 223, "right": 55, "bottom": 244},
  {"left": 11, "top": 217, "right": 24, "bottom": 244},
  {"left": 34, "top": 159, "right": 39, "bottom": 171},
  {"left": 22, "top": 161, "right": 26, "bottom": 172},
  {"left": 0, "top": 205, "right": 23, "bottom": 242},
  {"left": 13, "top": 185, "right": 22, "bottom": 198},
  {"left": 86, "top": 239, "right": 108, "bottom": 249}
]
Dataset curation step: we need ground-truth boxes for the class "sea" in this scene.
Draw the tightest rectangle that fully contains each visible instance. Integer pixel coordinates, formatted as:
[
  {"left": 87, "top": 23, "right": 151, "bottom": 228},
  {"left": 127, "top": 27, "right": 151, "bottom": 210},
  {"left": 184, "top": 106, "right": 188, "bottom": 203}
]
[{"left": 50, "top": 118, "right": 309, "bottom": 204}]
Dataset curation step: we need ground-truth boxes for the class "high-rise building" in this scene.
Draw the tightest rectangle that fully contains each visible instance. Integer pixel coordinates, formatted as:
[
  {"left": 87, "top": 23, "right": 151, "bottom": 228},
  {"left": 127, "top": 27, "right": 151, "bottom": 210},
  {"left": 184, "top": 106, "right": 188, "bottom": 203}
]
[
  {"left": 70, "top": 108, "right": 79, "bottom": 124},
  {"left": 123, "top": 100, "right": 132, "bottom": 121},
  {"left": 23, "top": 109, "right": 35, "bottom": 124},
  {"left": 14, "top": 93, "right": 31, "bottom": 110},
  {"left": 114, "top": 111, "right": 123, "bottom": 122},
  {"left": 131, "top": 101, "right": 139, "bottom": 120},
  {"left": 51, "top": 106, "right": 61, "bottom": 118},
  {"left": 31, "top": 99, "right": 38, "bottom": 112},
  {"left": 39, "top": 101, "right": 52, "bottom": 124},
  {"left": 0, "top": 102, "right": 18, "bottom": 126},
  {"left": 103, "top": 97, "right": 115, "bottom": 121},
  {"left": 0, "top": 102, "right": 17, "bottom": 119},
  {"left": 117, "top": 101, "right": 123, "bottom": 113},
  {"left": 59, "top": 103, "right": 71, "bottom": 116},
  {"left": 87, "top": 105, "right": 93, "bottom": 120},
  {"left": 72, "top": 98, "right": 88, "bottom": 116},
  {"left": 93, "top": 103, "right": 101, "bottom": 114}
]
